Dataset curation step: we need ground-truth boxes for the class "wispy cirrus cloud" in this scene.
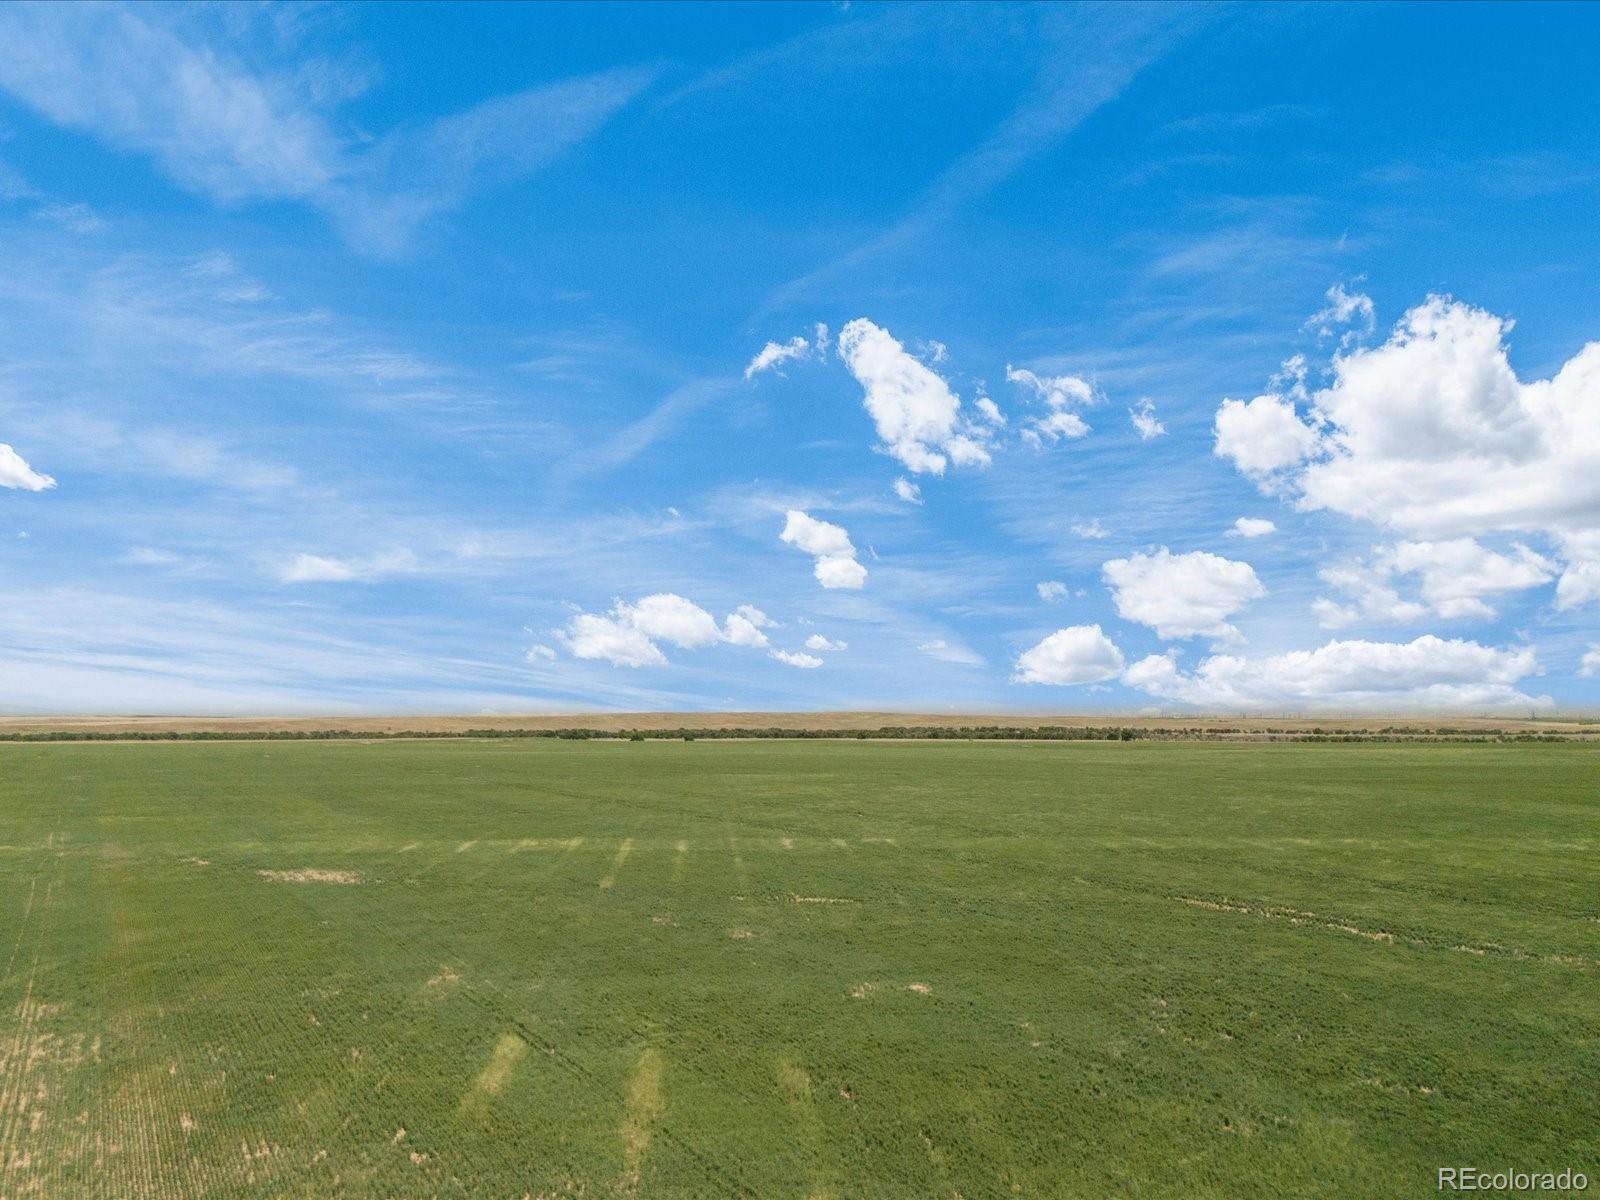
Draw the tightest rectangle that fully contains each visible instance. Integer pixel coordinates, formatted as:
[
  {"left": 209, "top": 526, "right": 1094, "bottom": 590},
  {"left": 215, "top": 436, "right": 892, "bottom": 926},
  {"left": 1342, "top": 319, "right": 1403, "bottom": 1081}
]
[
  {"left": 280, "top": 549, "right": 420, "bottom": 584},
  {"left": 48, "top": 414, "right": 298, "bottom": 494},
  {"left": 916, "top": 638, "right": 984, "bottom": 667},
  {"left": 0, "top": 586, "right": 606, "bottom": 715},
  {"left": 762, "top": 3, "right": 1215, "bottom": 311},
  {"left": 0, "top": 3, "right": 655, "bottom": 254},
  {"left": 571, "top": 378, "right": 739, "bottom": 477}
]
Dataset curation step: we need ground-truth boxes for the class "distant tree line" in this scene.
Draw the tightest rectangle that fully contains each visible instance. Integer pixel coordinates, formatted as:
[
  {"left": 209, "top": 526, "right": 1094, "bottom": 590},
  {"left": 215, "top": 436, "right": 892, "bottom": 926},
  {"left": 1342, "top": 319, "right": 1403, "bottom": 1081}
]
[{"left": 0, "top": 726, "right": 1588, "bottom": 744}]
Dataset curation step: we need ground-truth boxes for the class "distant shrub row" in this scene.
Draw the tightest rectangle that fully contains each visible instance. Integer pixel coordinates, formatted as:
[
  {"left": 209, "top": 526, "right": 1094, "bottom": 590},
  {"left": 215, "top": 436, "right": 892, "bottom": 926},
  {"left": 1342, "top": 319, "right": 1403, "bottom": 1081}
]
[
  {"left": 0, "top": 726, "right": 1588, "bottom": 744},
  {"left": 0, "top": 725, "right": 1150, "bottom": 743}
]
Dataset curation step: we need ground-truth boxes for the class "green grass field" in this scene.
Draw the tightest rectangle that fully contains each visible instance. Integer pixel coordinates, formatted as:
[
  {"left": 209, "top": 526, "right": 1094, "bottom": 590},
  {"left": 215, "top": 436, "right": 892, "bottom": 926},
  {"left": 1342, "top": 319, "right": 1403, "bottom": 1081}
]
[{"left": 2, "top": 740, "right": 1596, "bottom": 1198}]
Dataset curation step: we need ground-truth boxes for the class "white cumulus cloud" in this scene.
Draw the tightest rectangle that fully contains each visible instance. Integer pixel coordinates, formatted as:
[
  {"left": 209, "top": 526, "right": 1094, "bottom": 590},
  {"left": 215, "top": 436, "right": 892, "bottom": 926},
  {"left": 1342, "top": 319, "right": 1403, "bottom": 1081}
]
[
  {"left": 1129, "top": 398, "right": 1166, "bottom": 440},
  {"left": 770, "top": 649, "right": 823, "bottom": 669},
  {"left": 1314, "top": 539, "right": 1554, "bottom": 627},
  {"left": 1312, "top": 560, "right": 1427, "bottom": 629},
  {"left": 1103, "top": 548, "right": 1265, "bottom": 642},
  {"left": 837, "top": 319, "right": 990, "bottom": 474},
  {"left": 1229, "top": 517, "right": 1277, "bottom": 538},
  {"left": 0, "top": 444, "right": 55, "bottom": 491},
  {"left": 745, "top": 328, "right": 827, "bottom": 380},
  {"left": 1124, "top": 635, "right": 1546, "bottom": 712},
  {"left": 1071, "top": 518, "right": 1110, "bottom": 540},
  {"left": 1213, "top": 391, "right": 1318, "bottom": 479},
  {"left": 561, "top": 614, "right": 663, "bottom": 667},
  {"left": 1219, "top": 296, "right": 1600, "bottom": 609},
  {"left": 1007, "top": 365, "right": 1093, "bottom": 446},
  {"left": 1306, "top": 282, "right": 1375, "bottom": 341},
  {"left": 1036, "top": 580, "right": 1069, "bottom": 602},
  {"left": 743, "top": 335, "right": 811, "bottom": 379},
  {"left": 780, "top": 509, "right": 867, "bottom": 590},
  {"left": 804, "top": 634, "right": 846, "bottom": 652},
  {"left": 814, "top": 557, "right": 868, "bottom": 589},
  {"left": 616, "top": 593, "right": 723, "bottom": 648},
  {"left": 1007, "top": 366, "right": 1093, "bottom": 408},
  {"left": 892, "top": 477, "right": 922, "bottom": 505},
  {"left": 1012, "top": 625, "right": 1125, "bottom": 685},
  {"left": 1557, "top": 551, "right": 1600, "bottom": 611},
  {"left": 1580, "top": 645, "right": 1600, "bottom": 678},
  {"left": 557, "top": 594, "right": 778, "bottom": 667},
  {"left": 722, "top": 604, "right": 775, "bottom": 648},
  {"left": 1385, "top": 539, "right": 1554, "bottom": 619}
]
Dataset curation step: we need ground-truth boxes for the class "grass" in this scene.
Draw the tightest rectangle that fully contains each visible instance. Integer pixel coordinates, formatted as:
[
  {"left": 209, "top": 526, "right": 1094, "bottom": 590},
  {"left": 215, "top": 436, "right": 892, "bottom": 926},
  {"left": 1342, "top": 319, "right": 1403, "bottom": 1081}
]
[{"left": 1, "top": 739, "right": 1596, "bottom": 1198}]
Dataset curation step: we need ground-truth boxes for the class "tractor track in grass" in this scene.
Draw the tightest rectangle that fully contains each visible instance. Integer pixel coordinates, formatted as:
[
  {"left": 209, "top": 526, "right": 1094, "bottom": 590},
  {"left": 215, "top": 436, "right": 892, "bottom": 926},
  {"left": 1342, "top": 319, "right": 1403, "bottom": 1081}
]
[
  {"left": 0, "top": 834, "right": 61, "bottom": 1185},
  {"left": 453, "top": 985, "right": 760, "bottom": 1197}
]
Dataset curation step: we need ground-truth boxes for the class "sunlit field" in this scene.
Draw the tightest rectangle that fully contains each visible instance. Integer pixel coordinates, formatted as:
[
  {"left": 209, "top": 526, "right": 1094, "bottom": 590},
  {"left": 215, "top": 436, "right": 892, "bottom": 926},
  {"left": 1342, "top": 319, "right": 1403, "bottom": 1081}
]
[{"left": 3, "top": 740, "right": 1596, "bottom": 1197}]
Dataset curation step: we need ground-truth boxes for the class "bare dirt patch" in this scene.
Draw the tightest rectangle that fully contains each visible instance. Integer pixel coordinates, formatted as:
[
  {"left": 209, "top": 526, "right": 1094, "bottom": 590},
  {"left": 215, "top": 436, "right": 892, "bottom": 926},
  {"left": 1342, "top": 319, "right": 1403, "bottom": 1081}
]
[
  {"left": 1181, "top": 896, "right": 1250, "bottom": 914},
  {"left": 599, "top": 838, "right": 633, "bottom": 891},
  {"left": 1180, "top": 896, "right": 1393, "bottom": 942},
  {"left": 906, "top": 982, "right": 932, "bottom": 995},
  {"left": 463, "top": 1033, "right": 527, "bottom": 1106},
  {"left": 423, "top": 966, "right": 460, "bottom": 991},
  {"left": 791, "top": 896, "right": 857, "bottom": 905},
  {"left": 620, "top": 1047, "right": 664, "bottom": 1192},
  {"left": 256, "top": 869, "right": 360, "bottom": 884},
  {"left": 1363, "top": 1076, "right": 1437, "bottom": 1097},
  {"left": 776, "top": 1060, "right": 811, "bottom": 1098}
]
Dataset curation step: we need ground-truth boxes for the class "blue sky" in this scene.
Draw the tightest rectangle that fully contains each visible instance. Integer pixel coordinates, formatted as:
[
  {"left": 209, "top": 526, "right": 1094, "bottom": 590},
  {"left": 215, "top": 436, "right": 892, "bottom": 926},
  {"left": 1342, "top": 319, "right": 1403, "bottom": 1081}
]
[{"left": 1, "top": 1, "right": 1598, "bottom": 714}]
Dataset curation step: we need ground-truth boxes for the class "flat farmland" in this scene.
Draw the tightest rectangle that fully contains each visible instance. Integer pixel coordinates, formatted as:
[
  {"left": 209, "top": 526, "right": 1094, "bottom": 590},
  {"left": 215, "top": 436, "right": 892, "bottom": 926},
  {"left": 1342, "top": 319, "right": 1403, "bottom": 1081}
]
[{"left": 2, "top": 740, "right": 1596, "bottom": 1198}]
